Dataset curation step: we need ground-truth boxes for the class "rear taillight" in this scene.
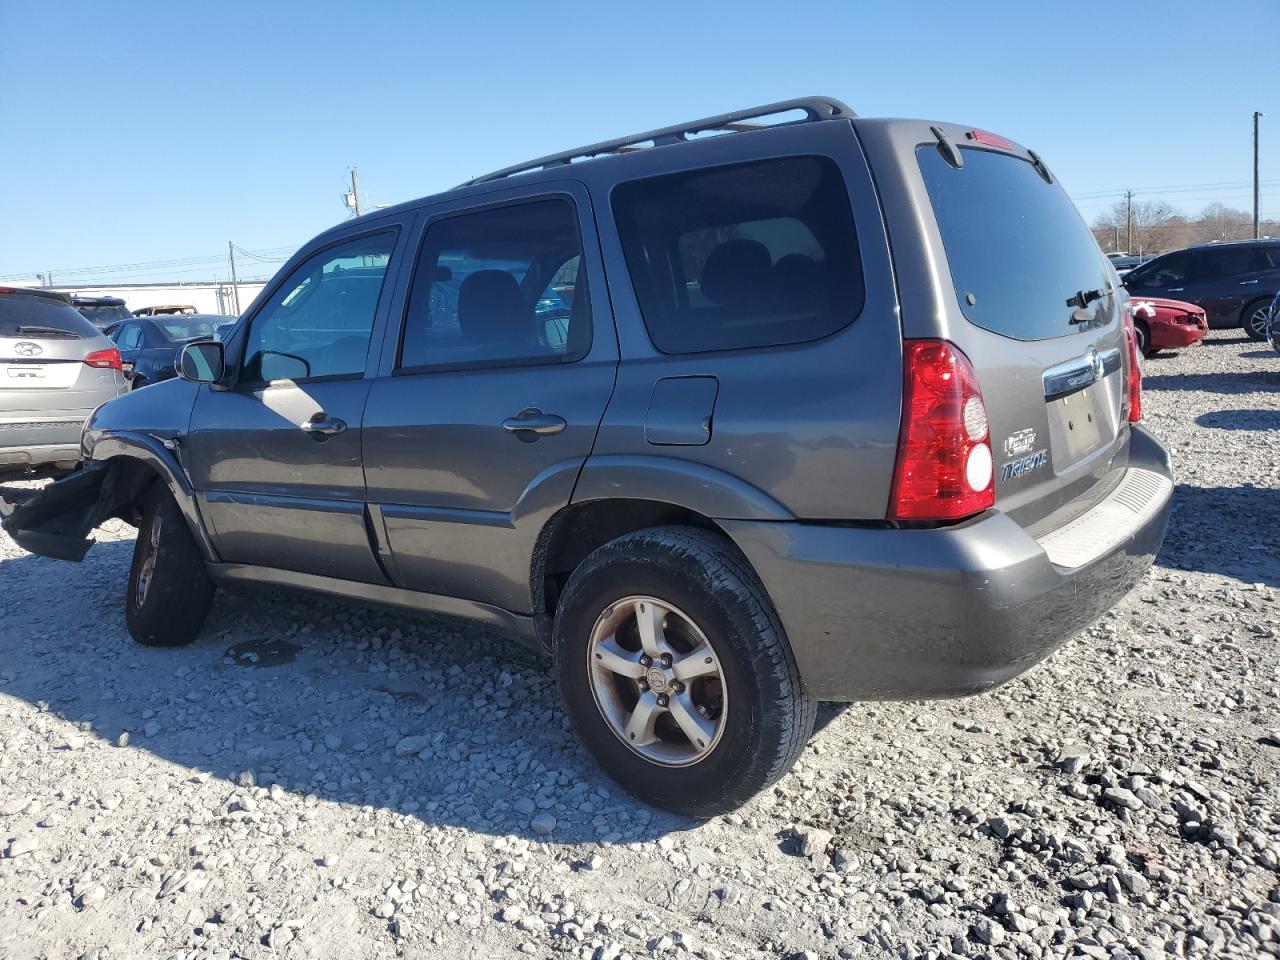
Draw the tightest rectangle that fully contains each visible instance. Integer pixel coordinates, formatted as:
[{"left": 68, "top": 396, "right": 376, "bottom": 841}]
[
  {"left": 1122, "top": 305, "right": 1142, "bottom": 422},
  {"left": 83, "top": 347, "right": 122, "bottom": 371},
  {"left": 890, "top": 339, "right": 995, "bottom": 521}
]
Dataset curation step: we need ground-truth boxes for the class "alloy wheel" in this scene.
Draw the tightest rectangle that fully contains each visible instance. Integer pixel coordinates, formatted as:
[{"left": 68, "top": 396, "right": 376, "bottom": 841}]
[
  {"left": 134, "top": 512, "right": 163, "bottom": 608},
  {"left": 586, "top": 596, "right": 728, "bottom": 767}
]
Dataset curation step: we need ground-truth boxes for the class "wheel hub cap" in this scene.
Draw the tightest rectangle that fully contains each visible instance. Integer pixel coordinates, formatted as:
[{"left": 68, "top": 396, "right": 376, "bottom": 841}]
[{"left": 586, "top": 595, "right": 728, "bottom": 767}]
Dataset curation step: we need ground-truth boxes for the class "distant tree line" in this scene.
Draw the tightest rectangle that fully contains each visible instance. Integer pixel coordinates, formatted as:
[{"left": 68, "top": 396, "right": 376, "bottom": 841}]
[{"left": 1091, "top": 201, "right": 1279, "bottom": 256}]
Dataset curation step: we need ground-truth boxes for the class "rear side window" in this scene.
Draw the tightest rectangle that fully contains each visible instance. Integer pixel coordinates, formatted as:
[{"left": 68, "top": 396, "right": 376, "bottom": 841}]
[
  {"left": 611, "top": 156, "right": 864, "bottom": 354},
  {"left": 919, "top": 146, "right": 1110, "bottom": 341},
  {"left": 398, "top": 198, "right": 588, "bottom": 370},
  {"left": 0, "top": 293, "right": 100, "bottom": 339}
]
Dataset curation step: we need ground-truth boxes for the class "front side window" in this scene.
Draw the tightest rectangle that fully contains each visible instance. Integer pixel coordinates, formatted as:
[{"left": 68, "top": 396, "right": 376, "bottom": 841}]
[
  {"left": 1128, "top": 252, "right": 1189, "bottom": 288},
  {"left": 611, "top": 155, "right": 864, "bottom": 354},
  {"left": 242, "top": 231, "right": 396, "bottom": 383},
  {"left": 399, "top": 199, "right": 588, "bottom": 370}
]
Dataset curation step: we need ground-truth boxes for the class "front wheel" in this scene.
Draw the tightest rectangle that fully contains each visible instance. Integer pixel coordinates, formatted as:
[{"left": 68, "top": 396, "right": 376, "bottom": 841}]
[
  {"left": 553, "top": 526, "right": 815, "bottom": 817},
  {"left": 1134, "top": 320, "right": 1151, "bottom": 357},
  {"left": 126, "top": 487, "right": 214, "bottom": 646},
  {"left": 1242, "top": 298, "right": 1272, "bottom": 341}
]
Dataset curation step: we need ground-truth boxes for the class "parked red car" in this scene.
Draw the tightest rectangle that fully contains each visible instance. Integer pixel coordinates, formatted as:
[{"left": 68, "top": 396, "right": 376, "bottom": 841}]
[{"left": 1129, "top": 297, "right": 1208, "bottom": 357}]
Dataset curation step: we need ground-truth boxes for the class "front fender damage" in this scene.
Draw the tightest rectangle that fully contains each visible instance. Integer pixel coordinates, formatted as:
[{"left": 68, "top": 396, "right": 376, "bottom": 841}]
[{"left": 0, "top": 461, "right": 151, "bottom": 562}]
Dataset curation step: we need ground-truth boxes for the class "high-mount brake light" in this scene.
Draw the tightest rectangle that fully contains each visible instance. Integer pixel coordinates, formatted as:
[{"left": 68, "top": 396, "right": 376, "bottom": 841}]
[
  {"left": 890, "top": 340, "right": 995, "bottom": 521},
  {"left": 967, "top": 129, "right": 1014, "bottom": 150}
]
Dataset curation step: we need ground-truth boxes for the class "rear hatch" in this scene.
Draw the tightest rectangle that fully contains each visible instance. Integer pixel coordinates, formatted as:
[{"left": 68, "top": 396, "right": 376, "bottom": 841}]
[
  {"left": 913, "top": 134, "right": 1132, "bottom": 530},
  {"left": 0, "top": 289, "right": 122, "bottom": 414}
]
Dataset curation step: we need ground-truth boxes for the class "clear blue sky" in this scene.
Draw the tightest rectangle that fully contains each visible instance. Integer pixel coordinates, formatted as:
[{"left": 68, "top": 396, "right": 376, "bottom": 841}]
[{"left": 2, "top": 0, "right": 1276, "bottom": 284}]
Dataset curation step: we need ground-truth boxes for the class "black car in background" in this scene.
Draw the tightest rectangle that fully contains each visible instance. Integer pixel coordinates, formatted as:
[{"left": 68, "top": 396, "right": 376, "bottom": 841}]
[
  {"left": 72, "top": 295, "right": 133, "bottom": 329},
  {"left": 104, "top": 314, "right": 236, "bottom": 388},
  {"left": 1122, "top": 239, "right": 1280, "bottom": 340}
]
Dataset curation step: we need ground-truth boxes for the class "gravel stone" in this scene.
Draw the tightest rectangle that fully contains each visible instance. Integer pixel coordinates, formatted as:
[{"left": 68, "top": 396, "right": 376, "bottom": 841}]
[{"left": 0, "top": 333, "right": 1275, "bottom": 958}]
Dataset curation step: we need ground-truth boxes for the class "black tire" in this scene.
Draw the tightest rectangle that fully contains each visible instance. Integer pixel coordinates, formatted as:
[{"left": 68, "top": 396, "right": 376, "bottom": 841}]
[
  {"left": 125, "top": 487, "right": 214, "bottom": 647},
  {"left": 1241, "top": 298, "right": 1271, "bottom": 342},
  {"left": 1134, "top": 320, "right": 1151, "bottom": 357},
  {"left": 131, "top": 376, "right": 147, "bottom": 391},
  {"left": 553, "top": 526, "right": 815, "bottom": 817}
]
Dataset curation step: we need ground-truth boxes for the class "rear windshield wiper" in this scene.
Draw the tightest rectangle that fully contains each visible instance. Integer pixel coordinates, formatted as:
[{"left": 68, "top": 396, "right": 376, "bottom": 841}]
[
  {"left": 1066, "top": 287, "right": 1112, "bottom": 324},
  {"left": 14, "top": 325, "right": 81, "bottom": 338}
]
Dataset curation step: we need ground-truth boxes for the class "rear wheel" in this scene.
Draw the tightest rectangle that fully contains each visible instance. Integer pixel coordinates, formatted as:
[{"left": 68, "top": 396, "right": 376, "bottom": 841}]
[
  {"left": 126, "top": 488, "right": 214, "bottom": 646},
  {"left": 1242, "top": 298, "right": 1271, "bottom": 341},
  {"left": 130, "top": 376, "right": 148, "bottom": 391},
  {"left": 553, "top": 526, "right": 815, "bottom": 817}
]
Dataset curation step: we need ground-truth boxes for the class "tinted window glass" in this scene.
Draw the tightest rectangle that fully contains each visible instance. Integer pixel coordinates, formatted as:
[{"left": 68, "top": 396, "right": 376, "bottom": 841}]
[
  {"left": 1256, "top": 246, "right": 1280, "bottom": 270},
  {"left": 243, "top": 231, "right": 395, "bottom": 383},
  {"left": 1192, "top": 247, "right": 1256, "bottom": 282},
  {"left": 919, "top": 146, "right": 1110, "bottom": 341},
  {"left": 612, "top": 156, "right": 863, "bottom": 354},
  {"left": 0, "top": 293, "right": 99, "bottom": 339},
  {"left": 1126, "top": 252, "right": 1190, "bottom": 288},
  {"left": 76, "top": 303, "right": 132, "bottom": 326},
  {"left": 399, "top": 199, "right": 587, "bottom": 370}
]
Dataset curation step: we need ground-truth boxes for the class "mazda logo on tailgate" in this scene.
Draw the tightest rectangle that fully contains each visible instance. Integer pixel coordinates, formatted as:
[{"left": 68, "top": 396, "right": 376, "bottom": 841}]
[{"left": 13, "top": 342, "right": 42, "bottom": 357}]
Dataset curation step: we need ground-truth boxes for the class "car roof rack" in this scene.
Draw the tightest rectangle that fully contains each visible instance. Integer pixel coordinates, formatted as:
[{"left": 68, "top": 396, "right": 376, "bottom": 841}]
[{"left": 458, "top": 96, "right": 855, "bottom": 188}]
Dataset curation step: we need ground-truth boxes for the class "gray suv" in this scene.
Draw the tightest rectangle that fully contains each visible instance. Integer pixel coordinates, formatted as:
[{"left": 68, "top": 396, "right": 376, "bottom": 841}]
[
  {"left": 0, "top": 287, "right": 126, "bottom": 477},
  {"left": 3, "top": 99, "right": 1173, "bottom": 815}
]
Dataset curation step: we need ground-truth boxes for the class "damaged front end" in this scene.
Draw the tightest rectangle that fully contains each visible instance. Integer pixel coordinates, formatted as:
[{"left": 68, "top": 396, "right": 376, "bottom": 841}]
[{"left": 0, "top": 459, "right": 155, "bottom": 562}]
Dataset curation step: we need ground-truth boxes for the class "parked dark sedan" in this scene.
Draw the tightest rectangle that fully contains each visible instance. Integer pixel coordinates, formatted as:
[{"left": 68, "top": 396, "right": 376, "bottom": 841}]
[
  {"left": 1121, "top": 240, "right": 1280, "bottom": 340},
  {"left": 104, "top": 315, "right": 236, "bottom": 388}
]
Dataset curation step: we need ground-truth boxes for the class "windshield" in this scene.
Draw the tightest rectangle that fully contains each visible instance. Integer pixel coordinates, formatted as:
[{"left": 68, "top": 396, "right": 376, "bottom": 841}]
[{"left": 918, "top": 145, "right": 1110, "bottom": 341}]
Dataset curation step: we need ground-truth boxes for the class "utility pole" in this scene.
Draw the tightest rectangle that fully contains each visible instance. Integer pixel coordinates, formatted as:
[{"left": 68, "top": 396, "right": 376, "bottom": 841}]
[
  {"left": 228, "top": 241, "right": 241, "bottom": 315},
  {"left": 1254, "top": 112, "right": 1264, "bottom": 240},
  {"left": 1124, "top": 189, "right": 1134, "bottom": 253},
  {"left": 350, "top": 168, "right": 362, "bottom": 217}
]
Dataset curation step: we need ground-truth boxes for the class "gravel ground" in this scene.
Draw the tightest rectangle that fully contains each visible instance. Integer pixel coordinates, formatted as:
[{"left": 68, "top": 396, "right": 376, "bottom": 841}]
[{"left": 1, "top": 331, "right": 1277, "bottom": 960}]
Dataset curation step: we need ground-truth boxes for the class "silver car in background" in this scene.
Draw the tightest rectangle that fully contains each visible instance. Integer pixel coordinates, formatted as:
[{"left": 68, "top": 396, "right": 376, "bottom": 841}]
[{"left": 0, "top": 287, "right": 127, "bottom": 476}]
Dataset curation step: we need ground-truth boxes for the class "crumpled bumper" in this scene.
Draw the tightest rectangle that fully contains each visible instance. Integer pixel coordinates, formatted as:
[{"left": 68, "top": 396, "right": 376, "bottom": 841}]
[{"left": 0, "top": 461, "right": 147, "bottom": 562}]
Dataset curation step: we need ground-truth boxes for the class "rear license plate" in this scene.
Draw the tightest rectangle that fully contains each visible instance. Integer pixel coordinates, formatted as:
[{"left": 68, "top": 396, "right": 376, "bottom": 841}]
[
  {"left": 5, "top": 364, "right": 45, "bottom": 379},
  {"left": 1049, "top": 387, "right": 1106, "bottom": 463}
]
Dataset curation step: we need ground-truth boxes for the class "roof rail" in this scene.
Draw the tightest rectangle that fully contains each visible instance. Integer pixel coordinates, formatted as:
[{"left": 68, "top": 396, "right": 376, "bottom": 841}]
[{"left": 458, "top": 96, "right": 855, "bottom": 188}]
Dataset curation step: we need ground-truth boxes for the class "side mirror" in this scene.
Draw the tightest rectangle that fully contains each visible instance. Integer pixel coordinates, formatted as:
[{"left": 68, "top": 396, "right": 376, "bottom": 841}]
[{"left": 178, "top": 340, "right": 225, "bottom": 383}]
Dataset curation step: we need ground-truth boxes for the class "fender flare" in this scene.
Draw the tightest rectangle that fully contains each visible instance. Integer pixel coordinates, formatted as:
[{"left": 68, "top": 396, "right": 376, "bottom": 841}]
[
  {"left": 89, "top": 431, "right": 220, "bottom": 562},
  {"left": 570, "top": 454, "right": 795, "bottom": 521}
]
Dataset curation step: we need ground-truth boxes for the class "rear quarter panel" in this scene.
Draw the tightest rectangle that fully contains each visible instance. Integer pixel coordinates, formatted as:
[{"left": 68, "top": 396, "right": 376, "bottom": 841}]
[{"left": 577, "top": 120, "right": 903, "bottom": 521}]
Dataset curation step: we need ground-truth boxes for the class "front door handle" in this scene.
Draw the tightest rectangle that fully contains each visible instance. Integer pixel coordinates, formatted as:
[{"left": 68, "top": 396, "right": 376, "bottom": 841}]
[
  {"left": 301, "top": 412, "right": 347, "bottom": 439},
  {"left": 1167, "top": 287, "right": 1184, "bottom": 292},
  {"left": 502, "top": 407, "right": 566, "bottom": 440},
  {"left": 1239, "top": 279, "right": 1260, "bottom": 285}
]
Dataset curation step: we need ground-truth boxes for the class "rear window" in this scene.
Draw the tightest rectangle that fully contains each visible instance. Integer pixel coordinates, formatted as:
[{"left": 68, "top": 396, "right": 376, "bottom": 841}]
[
  {"left": 75, "top": 303, "right": 133, "bottom": 327},
  {"left": 612, "top": 156, "right": 864, "bottom": 354},
  {"left": 0, "top": 293, "right": 100, "bottom": 339},
  {"left": 918, "top": 145, "right": 1111, "bottom": 341}
]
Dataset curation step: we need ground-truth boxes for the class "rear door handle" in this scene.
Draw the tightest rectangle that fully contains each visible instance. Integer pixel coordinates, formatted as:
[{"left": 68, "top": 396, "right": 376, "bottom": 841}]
[
  {"left": 1167, "top": 287, "right": 1184, "bottom": 292},
  {"left": 301, "top": 412, "right": 347, "bottom": 439},
  {"left": 1239, "top": 279, "right": 1260, "bottom": 285},
  {"left": 502, "top": 407, "right": 566, "bottom": 439}
]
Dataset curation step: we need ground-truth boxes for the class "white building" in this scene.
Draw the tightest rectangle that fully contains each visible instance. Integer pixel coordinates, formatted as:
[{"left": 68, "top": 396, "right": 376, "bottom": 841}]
[{"left": 11, "top": 279, "right": 269, "bottom": 316}]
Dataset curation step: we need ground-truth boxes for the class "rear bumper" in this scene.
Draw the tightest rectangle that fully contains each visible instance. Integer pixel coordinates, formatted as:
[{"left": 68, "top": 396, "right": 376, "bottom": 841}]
[
  {"left": 1149, "top": 321, "right": 1206, "bottom": 349},
  {"left": 723, "top": 425, "right": 1173, "bottom": 701},
  {"left": 0, "top": 414, "right": 94, "bottom": 469}
]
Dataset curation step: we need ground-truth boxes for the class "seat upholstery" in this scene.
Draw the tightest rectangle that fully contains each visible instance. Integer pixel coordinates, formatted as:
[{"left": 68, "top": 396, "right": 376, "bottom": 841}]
[{"left": 457, "top": 270, "right": 533, "bottom": 350}]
